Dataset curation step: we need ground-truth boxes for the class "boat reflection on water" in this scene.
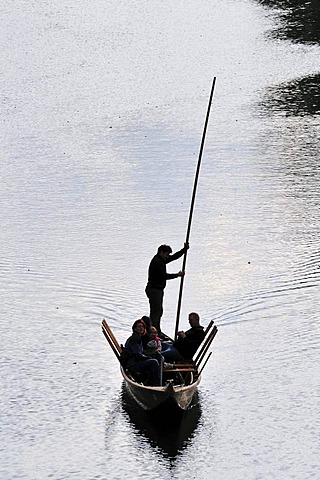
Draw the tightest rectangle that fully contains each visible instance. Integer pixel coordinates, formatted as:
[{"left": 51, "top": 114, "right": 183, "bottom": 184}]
[{"left": 120, "top": 382, "right": 202, "bottom": 459}]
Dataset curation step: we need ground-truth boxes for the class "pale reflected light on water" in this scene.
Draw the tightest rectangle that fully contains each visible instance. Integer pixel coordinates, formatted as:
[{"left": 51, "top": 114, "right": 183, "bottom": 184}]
[{"left": 1, "top": 0, "right": 320, "bottom": 479}]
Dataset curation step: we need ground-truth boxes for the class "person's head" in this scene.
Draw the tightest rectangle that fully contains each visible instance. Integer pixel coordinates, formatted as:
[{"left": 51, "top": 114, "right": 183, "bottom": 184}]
[
  {"left": 188, "top": 312, "right": 200, "bottom": 328},
  {"left": 132, "top": 319, "right": 146, "bottom": 335},
  {"left": 141, "top": 315, "right": 151, "bottom": 330},
  {"left": 157, "top": 244, "right": 172, "bottom": 260},
  {"left": 149, "top": 326, "right": 158, "bottom": 339}
]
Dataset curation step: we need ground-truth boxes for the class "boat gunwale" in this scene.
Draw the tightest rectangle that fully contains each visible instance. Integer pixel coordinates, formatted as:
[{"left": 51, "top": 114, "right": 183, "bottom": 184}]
[{"left": 120, "top": 365, "right": 202, "bottom": 393}]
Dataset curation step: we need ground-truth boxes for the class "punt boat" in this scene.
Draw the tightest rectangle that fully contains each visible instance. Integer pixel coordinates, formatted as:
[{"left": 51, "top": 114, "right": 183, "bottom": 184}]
[{"left": 101, "top": 318, "right": 217, "bottom": 410}]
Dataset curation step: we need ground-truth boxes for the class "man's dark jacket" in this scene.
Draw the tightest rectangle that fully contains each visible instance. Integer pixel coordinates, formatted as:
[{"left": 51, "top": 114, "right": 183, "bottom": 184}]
[
  {"left": 174, "top": 326, "right": 205, "bottom": 359},
  {"left": 146, "top": 248, "right": 185, "bottom": 291}
]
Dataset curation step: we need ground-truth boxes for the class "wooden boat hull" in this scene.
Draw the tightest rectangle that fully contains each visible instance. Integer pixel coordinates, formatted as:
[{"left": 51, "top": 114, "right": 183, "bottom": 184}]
[{"left": 121, "top": 366, "right": 201, "bottom": 411}]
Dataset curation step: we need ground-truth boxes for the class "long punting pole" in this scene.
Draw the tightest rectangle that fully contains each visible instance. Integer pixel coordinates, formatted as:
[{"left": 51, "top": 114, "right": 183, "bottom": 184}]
[{"left": 174, "top": 77, "right": 217, "bottom": 339}]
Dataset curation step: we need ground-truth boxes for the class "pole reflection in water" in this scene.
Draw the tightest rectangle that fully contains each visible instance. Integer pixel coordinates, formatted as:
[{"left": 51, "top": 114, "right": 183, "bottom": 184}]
[{"left": 120, "top": 383, "right": 202, "bottom": 459}]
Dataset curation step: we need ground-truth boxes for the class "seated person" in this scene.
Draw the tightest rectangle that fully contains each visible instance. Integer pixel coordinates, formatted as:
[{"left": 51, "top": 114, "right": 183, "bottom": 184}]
[
  {"left": 144, "top": 326, "right": 174, "bottom": 374},
  {"left": 124, "top": 319, "right": 160, "bottom": 386},
  {"left": 140, "top": 315, "right": 151, "bottom": 349},
  {"left": 144, "top": 326, "right": 165, "bottom": 383},
  {"left": 161, "top": 312, "right": 205, "bottom": 362},
  {"left": 144, "top": 326, "right": 163, "bottom": 362}
]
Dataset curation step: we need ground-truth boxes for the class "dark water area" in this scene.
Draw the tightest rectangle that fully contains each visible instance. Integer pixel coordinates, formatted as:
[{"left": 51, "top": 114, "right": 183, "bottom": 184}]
[
  {"left": 257, "top": 0, "right": 320, "bottom": 116},
  {"left": 260, "top": 73, "right": 320, "bottom": 116},
  {"left": 258, "top": 0, "right": 320, "bottom": 44}
]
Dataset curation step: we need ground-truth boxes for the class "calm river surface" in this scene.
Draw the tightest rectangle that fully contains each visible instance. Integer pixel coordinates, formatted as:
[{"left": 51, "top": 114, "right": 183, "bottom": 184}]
[{"left": 1, "top": 1, "right": 320, "bottom": 479}]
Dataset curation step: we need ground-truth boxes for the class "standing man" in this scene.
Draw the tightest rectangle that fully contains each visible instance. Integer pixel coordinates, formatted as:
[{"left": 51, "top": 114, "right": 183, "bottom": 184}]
[{"left": 145, "top": 242, "right": 189, "bottom": 336}]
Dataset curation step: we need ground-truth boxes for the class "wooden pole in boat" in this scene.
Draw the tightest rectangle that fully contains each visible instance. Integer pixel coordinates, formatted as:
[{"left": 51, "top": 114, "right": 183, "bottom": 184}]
[{"left": 174, "top": 77, "right": 217, "bottom": 340}]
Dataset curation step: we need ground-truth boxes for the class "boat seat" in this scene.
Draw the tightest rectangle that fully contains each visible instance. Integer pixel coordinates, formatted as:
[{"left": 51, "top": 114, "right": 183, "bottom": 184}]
[
  {"left": 163, "top": 368, "right": 198, "bottom": 374},
  {"left": 164, "top": 367, "right": 197, "bottom": 373},
  {"left": 163, "top": 360, "right": 197, "bottom": 374},
  {"left": 173, "top": 361, "right": 194, "bottom": 367},
  {"left": 169, "top": 361, "right": 195, "bottom": 368}
]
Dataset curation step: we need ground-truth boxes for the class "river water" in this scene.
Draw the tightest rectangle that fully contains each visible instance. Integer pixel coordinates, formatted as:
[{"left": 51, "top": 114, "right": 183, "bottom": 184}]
[{"left": 1, "top": 1, "right": 320, "bottom": 479}]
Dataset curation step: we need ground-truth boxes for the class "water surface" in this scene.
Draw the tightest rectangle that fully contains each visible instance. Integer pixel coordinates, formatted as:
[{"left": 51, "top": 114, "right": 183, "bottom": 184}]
[{"left": 1, "top": 1, "right": 320, "bottom": 479}]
